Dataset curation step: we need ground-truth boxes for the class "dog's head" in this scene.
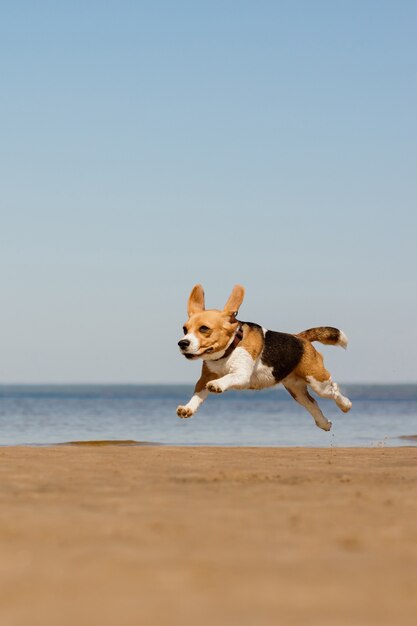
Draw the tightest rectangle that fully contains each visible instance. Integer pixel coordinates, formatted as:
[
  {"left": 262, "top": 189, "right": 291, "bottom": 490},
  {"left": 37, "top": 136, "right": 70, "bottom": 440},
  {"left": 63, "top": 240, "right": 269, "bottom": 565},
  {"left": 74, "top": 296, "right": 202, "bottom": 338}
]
[{"left": 178, "top": 284, "right": 245, "bottom": 360}]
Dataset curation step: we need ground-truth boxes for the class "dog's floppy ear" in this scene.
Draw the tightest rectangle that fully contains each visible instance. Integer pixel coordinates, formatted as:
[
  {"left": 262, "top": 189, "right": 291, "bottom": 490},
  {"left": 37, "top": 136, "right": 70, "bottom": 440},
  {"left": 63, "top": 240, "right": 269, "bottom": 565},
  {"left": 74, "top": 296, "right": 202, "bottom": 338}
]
[
  {"left": 187, "top": 284, "right": 205, "bottom": 316},
  {"left": 223, "top": 284, "right": 245, "bottom": 317}
]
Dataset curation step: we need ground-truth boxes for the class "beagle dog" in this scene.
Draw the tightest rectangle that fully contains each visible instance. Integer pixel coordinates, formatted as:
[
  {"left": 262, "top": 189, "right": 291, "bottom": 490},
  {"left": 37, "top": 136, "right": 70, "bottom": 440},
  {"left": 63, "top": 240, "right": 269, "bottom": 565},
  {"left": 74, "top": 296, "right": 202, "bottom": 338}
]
[{"left": 177, "top": 284, "right": 351, "bottom": 431}]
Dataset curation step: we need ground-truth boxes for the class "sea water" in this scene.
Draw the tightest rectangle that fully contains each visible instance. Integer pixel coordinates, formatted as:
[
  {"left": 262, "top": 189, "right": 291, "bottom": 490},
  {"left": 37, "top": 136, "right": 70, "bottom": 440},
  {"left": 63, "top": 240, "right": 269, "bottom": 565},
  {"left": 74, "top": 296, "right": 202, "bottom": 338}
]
[{"left": 0, "top": 384, "right": 416, "bottom": 447}]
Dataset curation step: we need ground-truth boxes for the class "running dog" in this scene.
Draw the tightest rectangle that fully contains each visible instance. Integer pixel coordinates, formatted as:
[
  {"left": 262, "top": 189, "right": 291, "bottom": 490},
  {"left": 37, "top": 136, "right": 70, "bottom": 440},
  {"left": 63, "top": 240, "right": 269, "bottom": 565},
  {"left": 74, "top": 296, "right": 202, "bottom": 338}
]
[{"left": 177, "top": 284, "right": 352, "bottom": 431}]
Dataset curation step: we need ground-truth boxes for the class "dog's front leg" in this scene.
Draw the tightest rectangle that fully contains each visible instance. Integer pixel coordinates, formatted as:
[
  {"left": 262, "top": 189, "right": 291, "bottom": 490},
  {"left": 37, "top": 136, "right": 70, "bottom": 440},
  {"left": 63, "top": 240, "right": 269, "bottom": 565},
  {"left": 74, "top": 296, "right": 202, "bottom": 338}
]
[
  {"left": 206, "top": 349, "right": 253, "bottom": 394},
  {"left": 177, "top": 366, "right": 217, "bottom": 418}
]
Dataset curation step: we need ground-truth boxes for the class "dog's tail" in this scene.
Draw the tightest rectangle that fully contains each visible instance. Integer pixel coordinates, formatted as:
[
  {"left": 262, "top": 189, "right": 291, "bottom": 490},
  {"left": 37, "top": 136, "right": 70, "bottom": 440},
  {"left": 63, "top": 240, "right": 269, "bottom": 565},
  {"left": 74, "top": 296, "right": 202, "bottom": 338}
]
[{"left": 296, "top": 326, "right": 348, "bottom": 349}]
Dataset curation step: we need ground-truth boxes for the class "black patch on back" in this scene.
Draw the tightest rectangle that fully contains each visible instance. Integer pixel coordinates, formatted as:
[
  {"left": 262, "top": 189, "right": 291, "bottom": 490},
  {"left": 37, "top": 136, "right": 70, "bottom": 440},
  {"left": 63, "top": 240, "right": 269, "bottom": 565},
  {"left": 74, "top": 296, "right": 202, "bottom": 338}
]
[{"left": 262, "top": 331, "right": 304, "bottom": 382}]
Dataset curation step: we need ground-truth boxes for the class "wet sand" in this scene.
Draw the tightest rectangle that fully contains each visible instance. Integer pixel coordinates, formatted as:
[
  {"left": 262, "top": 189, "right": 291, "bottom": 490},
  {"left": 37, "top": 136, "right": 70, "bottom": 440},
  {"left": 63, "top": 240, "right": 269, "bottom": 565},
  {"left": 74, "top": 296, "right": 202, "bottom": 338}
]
[{"left": 0, "top": 445, "right": 416, "bottom": 626}]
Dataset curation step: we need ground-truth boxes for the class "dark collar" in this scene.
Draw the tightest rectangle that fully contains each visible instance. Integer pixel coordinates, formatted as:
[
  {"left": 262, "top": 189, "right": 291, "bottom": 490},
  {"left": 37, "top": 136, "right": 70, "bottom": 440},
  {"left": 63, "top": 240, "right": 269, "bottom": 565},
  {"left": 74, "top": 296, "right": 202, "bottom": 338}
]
[{"left": 214, "top": 324, "right": 244, "bottom": 361}]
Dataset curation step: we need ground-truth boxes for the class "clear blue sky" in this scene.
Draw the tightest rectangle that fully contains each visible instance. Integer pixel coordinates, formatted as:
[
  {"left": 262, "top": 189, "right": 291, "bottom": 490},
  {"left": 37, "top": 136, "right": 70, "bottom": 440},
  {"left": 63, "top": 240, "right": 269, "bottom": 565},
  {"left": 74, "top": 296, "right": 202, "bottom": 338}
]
[{"left": 1, "top": 1, "right": 416, "bottom": 383}]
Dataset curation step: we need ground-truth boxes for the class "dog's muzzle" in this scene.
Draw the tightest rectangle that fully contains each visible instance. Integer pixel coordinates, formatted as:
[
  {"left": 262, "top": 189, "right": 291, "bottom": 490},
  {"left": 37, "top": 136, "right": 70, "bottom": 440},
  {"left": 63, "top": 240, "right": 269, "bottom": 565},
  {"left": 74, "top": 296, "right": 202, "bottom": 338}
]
[{"left": 178, "top": 339, "right": 190, "bottom": 351}]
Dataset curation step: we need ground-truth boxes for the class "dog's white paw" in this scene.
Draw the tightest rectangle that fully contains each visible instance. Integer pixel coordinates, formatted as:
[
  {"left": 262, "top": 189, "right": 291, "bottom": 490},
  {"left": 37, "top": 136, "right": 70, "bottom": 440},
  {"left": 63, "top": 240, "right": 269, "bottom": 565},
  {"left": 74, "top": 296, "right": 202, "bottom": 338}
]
[
  {"left": 340, "top": 399, "right": 352, "bottom": 413},
  {"left": 206, "top": 381, "right": 224, "bottom": 394},
  {"left": 177, "top": 405, "right": 194, "bottom": 418}
]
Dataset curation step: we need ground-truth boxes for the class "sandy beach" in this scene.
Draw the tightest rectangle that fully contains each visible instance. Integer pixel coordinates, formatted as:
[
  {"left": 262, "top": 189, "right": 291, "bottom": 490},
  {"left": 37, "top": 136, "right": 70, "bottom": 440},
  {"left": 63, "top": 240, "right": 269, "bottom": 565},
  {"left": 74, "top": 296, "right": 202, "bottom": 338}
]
[{"left": 0, "top": 445, "right": 416, "bottom": 626}]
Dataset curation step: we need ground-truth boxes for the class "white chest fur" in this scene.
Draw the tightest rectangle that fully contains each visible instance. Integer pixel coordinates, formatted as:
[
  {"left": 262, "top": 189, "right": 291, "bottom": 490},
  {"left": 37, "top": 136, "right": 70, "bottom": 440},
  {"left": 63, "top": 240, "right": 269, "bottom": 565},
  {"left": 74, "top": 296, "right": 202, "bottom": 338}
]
[
  {"left": 248, "top": 360, "right": 276, "bottom": 389},
  {"left": 206, "top": 347, "right": 276, "bottom": 391},
  {"left": 205, "top": 347, "right": 248, "bottom": 377}
]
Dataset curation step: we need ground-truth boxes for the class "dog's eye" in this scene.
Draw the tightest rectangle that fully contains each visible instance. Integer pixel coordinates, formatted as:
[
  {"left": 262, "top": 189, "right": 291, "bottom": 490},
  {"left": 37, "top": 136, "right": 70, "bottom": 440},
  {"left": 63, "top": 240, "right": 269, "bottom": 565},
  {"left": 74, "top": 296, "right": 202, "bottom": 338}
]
[
  {"left": 199, "top": 325, "right": 210, "bottom": 333},
  {"left": 182, "top": 326, "right": 187, "bottom": 335}
]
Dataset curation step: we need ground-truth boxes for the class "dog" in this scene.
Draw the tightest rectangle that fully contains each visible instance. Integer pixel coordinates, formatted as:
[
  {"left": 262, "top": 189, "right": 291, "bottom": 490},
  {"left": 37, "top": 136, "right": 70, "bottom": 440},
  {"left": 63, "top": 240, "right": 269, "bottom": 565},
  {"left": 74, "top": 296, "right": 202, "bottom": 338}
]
[{"left": 177, "top": 284, "right": 352, "bottom": 431}]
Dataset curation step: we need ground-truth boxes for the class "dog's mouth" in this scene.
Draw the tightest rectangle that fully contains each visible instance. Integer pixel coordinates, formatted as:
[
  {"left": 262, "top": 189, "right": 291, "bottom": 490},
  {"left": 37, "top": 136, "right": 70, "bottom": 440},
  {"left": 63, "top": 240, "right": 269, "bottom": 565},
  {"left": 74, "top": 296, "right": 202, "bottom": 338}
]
[{"left": 181, "top": 346, "right": 215, "bottom": 360}]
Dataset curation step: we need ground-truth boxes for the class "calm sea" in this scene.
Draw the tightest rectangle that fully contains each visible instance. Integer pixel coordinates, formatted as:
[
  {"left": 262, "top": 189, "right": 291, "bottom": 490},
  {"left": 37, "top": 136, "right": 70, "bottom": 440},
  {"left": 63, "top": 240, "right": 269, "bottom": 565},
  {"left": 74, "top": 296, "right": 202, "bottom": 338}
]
[{"left": 0, "top": 384, "right": 416, "bottom": 447}]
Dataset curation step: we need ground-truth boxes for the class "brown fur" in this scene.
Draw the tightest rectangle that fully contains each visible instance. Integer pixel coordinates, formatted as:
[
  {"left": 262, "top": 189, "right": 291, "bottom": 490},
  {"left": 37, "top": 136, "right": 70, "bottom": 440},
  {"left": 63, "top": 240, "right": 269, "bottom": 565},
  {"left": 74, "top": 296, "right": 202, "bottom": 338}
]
[
  {"left": 294, "top": 340, "right": 331, "bottom": 382},
  {"left": 296, "top": 327, "right": 340, "bottom": 345},
  {"left": 240, "top": 324, "right": 264, "bottom": 360},
  {"left": 194, "top": 363, "right": 219, "bottom": 393},
  {"left": 223, "top": 285, "right": 245, "bottom": 316},
  {"left": 187, "top": 284, "right": 205, "bottom": 316}
]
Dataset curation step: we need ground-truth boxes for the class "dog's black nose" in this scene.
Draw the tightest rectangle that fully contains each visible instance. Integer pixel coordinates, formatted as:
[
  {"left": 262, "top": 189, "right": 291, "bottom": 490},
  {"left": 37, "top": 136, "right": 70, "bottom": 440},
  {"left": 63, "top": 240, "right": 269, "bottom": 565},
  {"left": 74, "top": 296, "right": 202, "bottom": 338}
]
[{"left": 178, "top": 339, "right": 190, "bottom": 350}]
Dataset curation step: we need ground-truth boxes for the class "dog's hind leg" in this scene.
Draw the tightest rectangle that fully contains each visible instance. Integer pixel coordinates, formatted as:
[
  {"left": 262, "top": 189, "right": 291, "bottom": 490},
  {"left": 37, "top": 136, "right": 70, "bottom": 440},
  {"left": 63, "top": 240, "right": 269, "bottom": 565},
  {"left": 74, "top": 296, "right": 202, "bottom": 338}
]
[
  {"left": 307, "top": 376, "right": 352, "bottom": 413},
  {"left": 292, "top": 341, "right": 352, "bottom": 416},
  {"left": 283, "top": 375, "right": 332, "bottom": 431}
]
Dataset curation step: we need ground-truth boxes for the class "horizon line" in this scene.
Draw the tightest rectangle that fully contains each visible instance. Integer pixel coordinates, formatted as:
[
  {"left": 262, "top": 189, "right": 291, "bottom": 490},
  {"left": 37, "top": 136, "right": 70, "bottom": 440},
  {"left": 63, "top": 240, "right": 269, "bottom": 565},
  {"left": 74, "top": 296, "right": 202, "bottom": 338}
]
[{"left": 0, "top": 381, "right": 416, "bottom": 387}]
